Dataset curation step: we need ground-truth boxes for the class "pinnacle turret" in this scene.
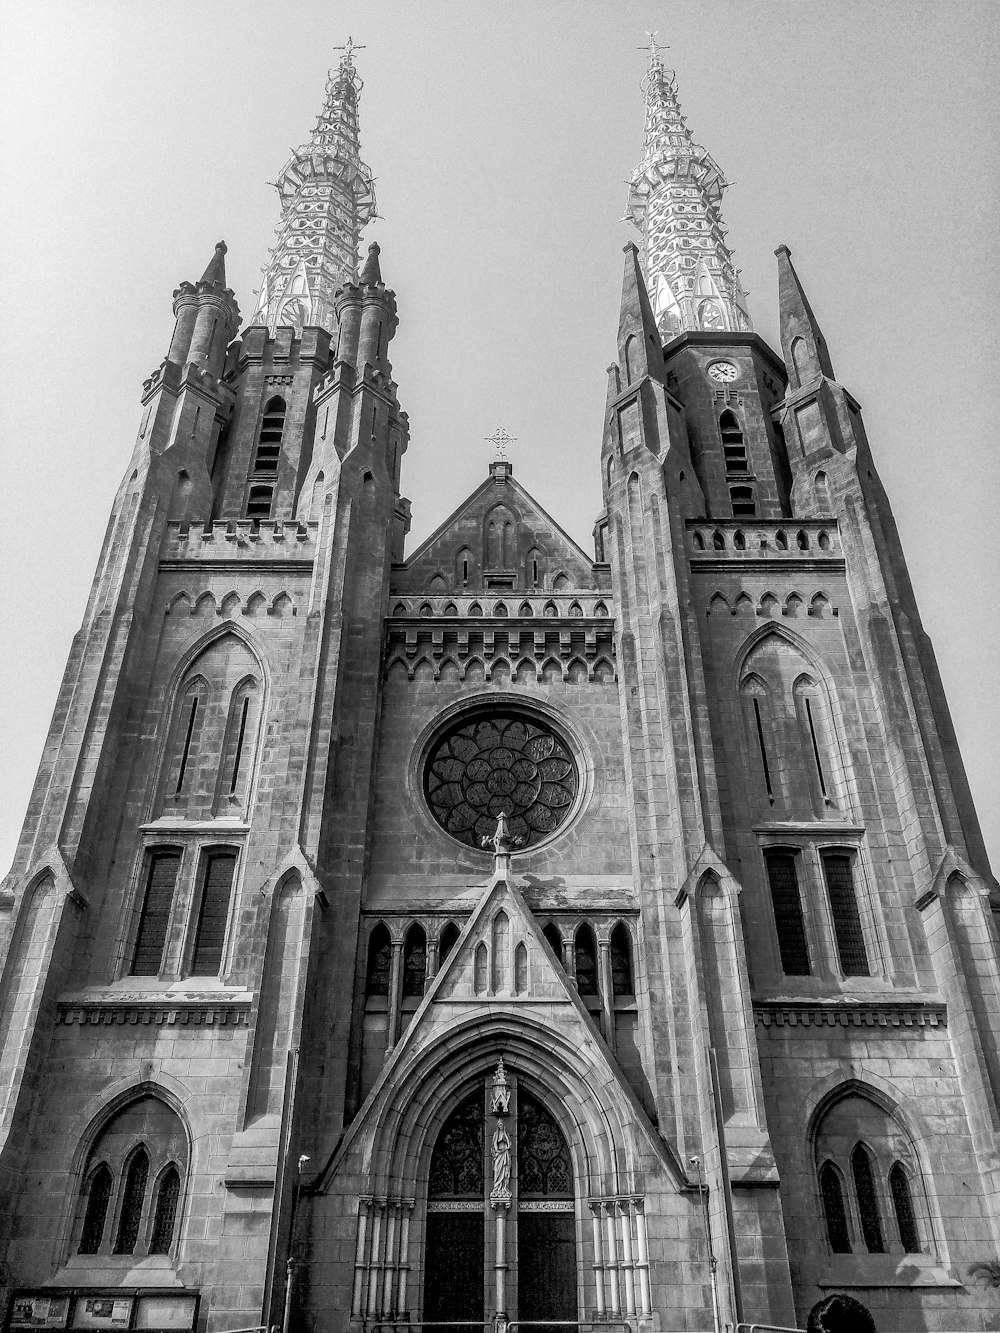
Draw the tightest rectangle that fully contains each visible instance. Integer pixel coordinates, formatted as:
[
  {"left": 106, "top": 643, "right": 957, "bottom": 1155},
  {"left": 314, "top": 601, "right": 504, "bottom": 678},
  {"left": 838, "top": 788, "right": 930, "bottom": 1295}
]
[
  {"left": 359, "top": 240, "right": 382, "bottom": 287},
  {"left": 624, "top": 37, "right": 750, "bottom": 339},
  {"left": 250, "top": 38, "right": 377, "bottom": 336},
  {"left": 199, "top": 240, "right": 228, "bottom": 287},
  {"left": 775, "top": 244, "right": 836, "bottom": 389}
]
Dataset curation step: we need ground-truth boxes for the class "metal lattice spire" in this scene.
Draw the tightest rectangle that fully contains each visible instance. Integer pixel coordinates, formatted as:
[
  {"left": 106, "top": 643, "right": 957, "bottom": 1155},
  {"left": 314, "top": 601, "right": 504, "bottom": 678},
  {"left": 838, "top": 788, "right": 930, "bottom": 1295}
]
[
  {"left": 251, "top": 37, "right": 378, "bottom": 335},
  {"left": 624, "top": 36, "right": 751, "bottom": 339}
]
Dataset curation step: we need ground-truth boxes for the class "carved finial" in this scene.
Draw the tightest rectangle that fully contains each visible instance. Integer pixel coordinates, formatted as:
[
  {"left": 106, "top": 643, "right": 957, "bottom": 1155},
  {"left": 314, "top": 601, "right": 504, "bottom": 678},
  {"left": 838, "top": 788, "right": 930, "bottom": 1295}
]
[
  {"left": 491, "top": 1058, "right": 511, "bottom": 1115},
  {"left": 484, "top": 425, "right": 517, "bottom": 464},
  {"left": 482, "top": 812, "right": 521, "bottom": 855},
  {"left": 481, "top": 813, "right": 522, "bottom": 878}
]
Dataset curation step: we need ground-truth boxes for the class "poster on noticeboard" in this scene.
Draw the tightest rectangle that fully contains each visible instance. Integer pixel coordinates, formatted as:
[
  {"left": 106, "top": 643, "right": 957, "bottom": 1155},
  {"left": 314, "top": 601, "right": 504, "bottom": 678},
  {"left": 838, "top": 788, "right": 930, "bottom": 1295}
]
[
  {"left": 70, "top": 1299, "right": 133, "bottom": 1330},
  {"left": 10, "top": 1296, "right": 71, "bottom": 1330}
]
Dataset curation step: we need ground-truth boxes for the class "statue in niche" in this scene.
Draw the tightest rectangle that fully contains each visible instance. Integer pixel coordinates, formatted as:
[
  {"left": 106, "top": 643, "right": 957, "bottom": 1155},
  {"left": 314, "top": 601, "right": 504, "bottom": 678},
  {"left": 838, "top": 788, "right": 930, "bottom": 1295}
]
[{"left": 491, "top": 1120, "right": 512, "bottom": 1201}]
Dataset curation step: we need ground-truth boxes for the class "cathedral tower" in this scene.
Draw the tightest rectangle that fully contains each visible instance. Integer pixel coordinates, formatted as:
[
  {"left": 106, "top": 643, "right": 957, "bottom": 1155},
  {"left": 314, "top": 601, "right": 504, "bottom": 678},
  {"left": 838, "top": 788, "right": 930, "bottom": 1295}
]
[{"left": 0, "top": 38, "right": 997, "bottom": 1333}]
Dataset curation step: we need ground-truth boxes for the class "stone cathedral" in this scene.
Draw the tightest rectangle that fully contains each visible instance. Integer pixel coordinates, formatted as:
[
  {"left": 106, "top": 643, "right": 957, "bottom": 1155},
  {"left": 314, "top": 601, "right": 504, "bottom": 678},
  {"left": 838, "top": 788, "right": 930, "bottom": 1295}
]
[{"left": 1, "top": 37, "right": 998, "bottom": 1333}]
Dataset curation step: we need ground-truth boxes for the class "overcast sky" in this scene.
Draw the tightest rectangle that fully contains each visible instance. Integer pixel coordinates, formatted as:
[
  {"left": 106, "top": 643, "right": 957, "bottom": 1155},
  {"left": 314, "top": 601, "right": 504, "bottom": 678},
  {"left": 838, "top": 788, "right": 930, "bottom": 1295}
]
[{"left": 1, "top": 0, "right": 997, "bottom": 876}]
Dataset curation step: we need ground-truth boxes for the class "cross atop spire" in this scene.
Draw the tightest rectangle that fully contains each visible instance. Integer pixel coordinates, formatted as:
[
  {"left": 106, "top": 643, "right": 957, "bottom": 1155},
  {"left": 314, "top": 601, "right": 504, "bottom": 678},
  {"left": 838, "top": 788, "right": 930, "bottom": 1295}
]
[
  {"left": 624, "top": 42, "right": 751, "bottom": 340},
  {"left": 638, "top": 31, "right": 667, "bottom": 80}
]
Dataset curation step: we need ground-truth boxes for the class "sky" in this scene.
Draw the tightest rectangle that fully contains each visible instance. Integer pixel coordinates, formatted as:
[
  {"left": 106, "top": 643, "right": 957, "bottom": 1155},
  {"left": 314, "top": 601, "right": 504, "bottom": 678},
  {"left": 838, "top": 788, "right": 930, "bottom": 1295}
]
[{"left": 0, "top": 0, "right": 997, "bottom": 877}]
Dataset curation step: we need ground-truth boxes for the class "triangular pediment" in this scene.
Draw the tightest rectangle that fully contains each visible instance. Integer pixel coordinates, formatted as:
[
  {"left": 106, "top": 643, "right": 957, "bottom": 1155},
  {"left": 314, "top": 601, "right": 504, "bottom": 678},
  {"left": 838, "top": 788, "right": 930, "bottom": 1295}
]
[
  {"left": 317, "top": 871, "right": 682, "bottom": 1193},
  {"left": 391, "top": 467, "right": 604, "bottom": 597}
]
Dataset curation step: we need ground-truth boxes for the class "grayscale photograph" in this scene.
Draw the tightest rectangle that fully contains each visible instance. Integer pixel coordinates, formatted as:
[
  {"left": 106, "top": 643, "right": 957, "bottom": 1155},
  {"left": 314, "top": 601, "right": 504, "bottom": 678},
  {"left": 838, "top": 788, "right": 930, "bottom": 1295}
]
[{"left": 0, "top": 5, "right": 997, "bottom": 1333}]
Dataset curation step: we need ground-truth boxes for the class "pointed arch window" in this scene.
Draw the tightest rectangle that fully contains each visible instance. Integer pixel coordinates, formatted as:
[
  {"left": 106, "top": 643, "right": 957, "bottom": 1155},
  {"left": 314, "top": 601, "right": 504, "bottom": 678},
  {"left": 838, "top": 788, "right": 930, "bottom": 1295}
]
[
  {"left": 791, "top": 337, "right": 811, "bottom": 385},
  {"left": 815, "top": 1091, "right": 929, "bottom": 1264},
  {"left": 169, "top": 681, "right": 205, "bottom": 801},
  {"left": 851, "top": 1144, "right": 885, "bottom": 1253},
  {"left": 543, "top": 922, "right": 563, "bottom": 962},
  {"left": 610, "top": 923, "right": 633, "bottom": 997},
  {"left": 78, "top": 1164, "right": 113, "bottom": 1254},
  {"left": 214, "top": 677, "right": 260, "bottom": 814},
  {"left": 157, "top": 634, "right": 263, "bottom": 822},
  {"left": 517, "top": 1091, "right": 573, "bottom": 1197},
  {"left": 574, "top": 924, "right": 599, "bottom": 996},
  {"left": 73, "top": 1096, "right": 188, "bottom": 1260},
  {"left": 720, "top": 410, "right": 749, "bottom": 475},
  {"left": 253, "top": 396, "right": 285, "bottom": 476},
  {"left": 740, "top": 674, "right": 775, "bottom": 807},
  {"left": 474, "top": 942, "right": 488, "bottom": 994},
  {"left": 793, "top": 675, "right": 835, "bottom": 811},
  {"left": 439, "top": 921, "right": 460, "bottom": 966},
  {"left": 403, "top": 923, "right": 427, "bottom": 998},
  {"left": 189, "top": 848, "right": 237, "bottom": 976},
  {"left": 889, "top": 1163, "right": 920, "bottom": 1253},
  {"left": 491, "top": 911, "right": 509, "bottom": 992},
  {"left": 131, "top": 848, "right": 182, "bottom": 976},
  {"left": 149, "top": 1165, "right": 181, "bottom": 1254},
  {"left": 514, "top": 941, "right": 528, "bottom": 994},
  {"left": 819, "top": 1162, "right": 852, "bottom": 1253},
  {"left": 698, "top": 300, "right": 724, "bottom": 331},
  {"left": 365, "top": 923, "right": 392, "bottom": 999},
  {"left": 730, "top": 484, "right": 756, "bottom": 518},
  {"left": 113, "top": 1148, "right": 150, "bottom": 1254}
]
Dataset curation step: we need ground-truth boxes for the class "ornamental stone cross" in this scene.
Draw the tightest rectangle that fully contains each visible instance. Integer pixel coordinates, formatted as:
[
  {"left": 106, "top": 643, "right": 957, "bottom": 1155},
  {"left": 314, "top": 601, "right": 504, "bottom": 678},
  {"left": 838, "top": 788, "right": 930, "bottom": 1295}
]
[{"left": 484, "top": 426, "right": 517, "bottom": 463}]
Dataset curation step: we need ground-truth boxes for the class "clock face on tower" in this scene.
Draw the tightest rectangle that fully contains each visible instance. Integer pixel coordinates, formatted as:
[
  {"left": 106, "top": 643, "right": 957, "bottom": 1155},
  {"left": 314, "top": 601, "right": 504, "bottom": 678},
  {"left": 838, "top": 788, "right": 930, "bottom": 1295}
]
[{"left": 707, "top": 360, "right": 739, "bottom": 384}]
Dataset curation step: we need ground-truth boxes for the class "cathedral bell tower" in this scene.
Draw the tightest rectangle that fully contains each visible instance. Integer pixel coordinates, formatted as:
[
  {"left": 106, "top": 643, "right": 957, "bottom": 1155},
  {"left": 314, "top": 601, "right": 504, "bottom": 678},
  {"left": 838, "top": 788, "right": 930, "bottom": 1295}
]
[
  {"left": 0, "top": 41, "right": 410, "bottom": 1333},
  {"left": 598, "top": 40, "right": 1000, "bottom": 1333}
]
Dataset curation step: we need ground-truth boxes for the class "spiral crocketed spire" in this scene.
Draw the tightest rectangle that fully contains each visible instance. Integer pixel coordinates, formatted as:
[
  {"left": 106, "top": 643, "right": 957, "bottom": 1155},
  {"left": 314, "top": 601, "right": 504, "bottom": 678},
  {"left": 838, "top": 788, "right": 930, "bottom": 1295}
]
[
  {"left": 624, "top": 37, "right": 751, "bottom": 339},
  {"left": 251, "top": 37, "right": 378, "bottom": 335}
]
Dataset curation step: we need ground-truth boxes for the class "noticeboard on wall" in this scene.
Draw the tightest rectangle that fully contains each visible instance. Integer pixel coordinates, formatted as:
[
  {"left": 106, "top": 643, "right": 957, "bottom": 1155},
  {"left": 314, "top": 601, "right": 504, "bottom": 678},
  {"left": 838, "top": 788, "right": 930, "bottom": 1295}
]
[{"left": 9, "top": 1294, "right": 197, "bottom": 1333}]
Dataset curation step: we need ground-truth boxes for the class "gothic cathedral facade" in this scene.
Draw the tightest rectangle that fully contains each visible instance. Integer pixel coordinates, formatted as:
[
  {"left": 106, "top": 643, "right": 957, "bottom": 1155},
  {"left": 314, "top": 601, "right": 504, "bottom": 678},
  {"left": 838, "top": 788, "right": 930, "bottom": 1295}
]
[{"left": 1, "top": 40, "right": 997, "bottom": 1333}]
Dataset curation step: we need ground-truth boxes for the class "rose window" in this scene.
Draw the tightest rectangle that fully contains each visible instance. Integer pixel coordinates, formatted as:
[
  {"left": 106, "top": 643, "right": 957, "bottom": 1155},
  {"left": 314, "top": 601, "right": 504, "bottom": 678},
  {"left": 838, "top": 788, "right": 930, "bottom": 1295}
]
[{"left": 424, "top": 712, "right": 578, "bottom": 850}]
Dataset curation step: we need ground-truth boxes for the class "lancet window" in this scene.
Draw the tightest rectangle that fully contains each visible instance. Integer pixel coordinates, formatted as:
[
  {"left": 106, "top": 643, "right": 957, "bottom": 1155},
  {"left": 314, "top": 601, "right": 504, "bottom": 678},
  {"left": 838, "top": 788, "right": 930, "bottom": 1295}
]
[
  {"left": 243, "top": 396, "right": 285, "bottom": 519},
  {"left": 610, "top": 923, "right": 634, "bottom": 996},
  {"left": 739, "top": 634, "right": 848, "bottom": 820},
  {"left": 814, "top": 1091, "right": 928, "bottom": 1258},
  {"left": 157, "top": 635, "right": 262, "bottom": 822},
  {"left": 73, "top": 1096, "right": 187, "bottom": 1259}
]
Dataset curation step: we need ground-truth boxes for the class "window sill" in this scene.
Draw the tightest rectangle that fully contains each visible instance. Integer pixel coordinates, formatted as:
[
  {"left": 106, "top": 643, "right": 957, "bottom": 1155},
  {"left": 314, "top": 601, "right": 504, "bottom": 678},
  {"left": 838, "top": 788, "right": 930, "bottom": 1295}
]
[
  {"left": 45, "top": 1254, "right": 186, "bottom": 1287},
  {"left": 818, "top": 1254, "right": 962, "bottom": 1289},
  {"left": 139, "top": 819, "right": 250, "bottom": 833}
]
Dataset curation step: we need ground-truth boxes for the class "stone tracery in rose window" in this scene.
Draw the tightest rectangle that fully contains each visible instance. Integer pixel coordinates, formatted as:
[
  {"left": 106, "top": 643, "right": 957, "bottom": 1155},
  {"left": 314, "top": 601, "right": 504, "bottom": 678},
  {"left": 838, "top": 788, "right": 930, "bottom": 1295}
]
[{"left": 424, "top": 713, "right": 578, "bottom": 850}]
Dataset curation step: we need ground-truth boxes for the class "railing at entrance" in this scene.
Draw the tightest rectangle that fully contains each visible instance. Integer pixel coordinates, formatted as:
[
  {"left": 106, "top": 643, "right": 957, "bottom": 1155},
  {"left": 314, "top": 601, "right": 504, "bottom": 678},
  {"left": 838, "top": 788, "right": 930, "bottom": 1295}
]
[
  {"left": 367, "top": 1322, "right": 633, "bottom": 1333},
  {"left": 734, "top": 1324, "right": 806, "bottom": 1333}
]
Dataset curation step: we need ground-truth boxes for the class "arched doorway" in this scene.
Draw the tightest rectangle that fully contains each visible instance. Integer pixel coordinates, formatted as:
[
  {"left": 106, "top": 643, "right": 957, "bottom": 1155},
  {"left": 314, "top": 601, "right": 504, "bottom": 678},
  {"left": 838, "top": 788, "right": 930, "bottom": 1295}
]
[{"left": 422, "top": 1062, "right": 578, "bottom": 1330}]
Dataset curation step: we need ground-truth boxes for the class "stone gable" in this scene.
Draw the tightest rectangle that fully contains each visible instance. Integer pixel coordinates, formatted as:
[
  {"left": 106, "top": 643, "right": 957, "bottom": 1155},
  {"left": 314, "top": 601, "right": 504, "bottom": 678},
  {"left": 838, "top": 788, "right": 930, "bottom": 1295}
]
[{"left": 391, "top": 461, "right": 608, "bottom": 598}]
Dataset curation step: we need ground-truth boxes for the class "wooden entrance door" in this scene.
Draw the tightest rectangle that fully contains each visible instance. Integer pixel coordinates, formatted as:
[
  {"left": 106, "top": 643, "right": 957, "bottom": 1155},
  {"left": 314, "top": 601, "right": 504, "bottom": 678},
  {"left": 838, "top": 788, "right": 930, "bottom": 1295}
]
[
  {"left": 517, "top": 1211, "right": 577, "bottom": 1331},
  {"left": 425, "top": 1091, "right": 486, "bottom": 1331},
  {"left": 516, "top": 1091, "right": 577, "bottom": 1331},
  {"left": 422, "top": 1079, "right": 577, "bottom": 1331},
  {"left": 424, "top": 1211, "right": 485, "bottom": 1330}
]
